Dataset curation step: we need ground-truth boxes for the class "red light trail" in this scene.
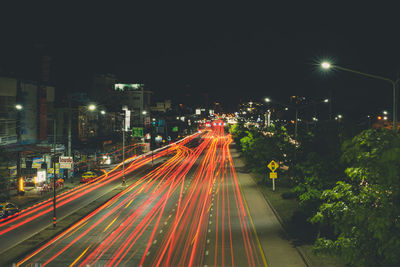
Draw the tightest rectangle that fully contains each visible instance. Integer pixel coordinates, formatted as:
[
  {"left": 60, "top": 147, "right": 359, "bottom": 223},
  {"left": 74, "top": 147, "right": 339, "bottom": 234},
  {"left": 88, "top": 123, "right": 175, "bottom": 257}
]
[{"left": 16, "top": 125, "right": 267, "bottom": 267}]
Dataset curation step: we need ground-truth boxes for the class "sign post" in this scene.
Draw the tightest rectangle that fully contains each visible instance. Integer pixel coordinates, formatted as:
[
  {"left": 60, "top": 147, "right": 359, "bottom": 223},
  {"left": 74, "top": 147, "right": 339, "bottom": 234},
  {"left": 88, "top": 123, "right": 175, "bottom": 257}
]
[{"left": 267, "top": 160, "right": 279, "bottom": 192}]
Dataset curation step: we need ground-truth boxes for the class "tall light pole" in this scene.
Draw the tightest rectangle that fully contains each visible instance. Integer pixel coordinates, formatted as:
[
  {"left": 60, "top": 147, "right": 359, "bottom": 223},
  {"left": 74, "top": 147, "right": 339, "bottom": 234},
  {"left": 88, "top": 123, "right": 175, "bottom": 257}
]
[
  {"left": 122, "top": 110, "right": 126, "bottom": 186},
  {"left": 52, "top": 118, "right": 56, "bottom": 227},
  {"left": 15, "top": 104, "right": 23, "bottom": 195},
  {"left": 264, "top": 97, "right": 329, "bottom": 139},
  {"left": 321, "top": 61, "right": 399, "bottom": 132}
]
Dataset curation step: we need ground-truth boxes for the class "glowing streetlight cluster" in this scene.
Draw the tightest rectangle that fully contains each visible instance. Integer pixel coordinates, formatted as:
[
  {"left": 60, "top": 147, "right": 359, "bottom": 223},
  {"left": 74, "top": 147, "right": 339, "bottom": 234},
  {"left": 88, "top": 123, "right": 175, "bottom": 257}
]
[{"left": 321, "top": 61, "right": 331, "bottom": 69}]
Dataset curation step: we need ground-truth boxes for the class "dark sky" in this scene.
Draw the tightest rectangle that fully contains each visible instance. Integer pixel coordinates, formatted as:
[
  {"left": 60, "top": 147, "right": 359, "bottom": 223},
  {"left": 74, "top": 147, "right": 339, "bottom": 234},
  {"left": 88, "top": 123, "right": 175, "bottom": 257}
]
[{"left": 1, "top": 2, "right": 400, "bottom": 117}]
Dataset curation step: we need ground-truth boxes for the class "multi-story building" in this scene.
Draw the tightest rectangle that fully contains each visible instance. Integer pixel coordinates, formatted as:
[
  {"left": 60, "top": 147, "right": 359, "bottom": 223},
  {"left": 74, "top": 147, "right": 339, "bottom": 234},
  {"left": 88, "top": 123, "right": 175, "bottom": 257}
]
[
  {"left": 0, "top": 76, "right": 55, "bottom": 146},
  {"left": 150, "top": 100, "right": 171, "bottom": 113}
]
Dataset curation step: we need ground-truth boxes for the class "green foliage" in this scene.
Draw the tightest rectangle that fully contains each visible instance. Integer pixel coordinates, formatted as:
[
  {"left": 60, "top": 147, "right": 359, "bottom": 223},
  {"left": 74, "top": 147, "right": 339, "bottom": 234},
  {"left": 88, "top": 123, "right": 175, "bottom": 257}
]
[
  {"left": 229, "top": 122, "right": 247, "bottom": 150},
  {"left": 291, "top": 122, "right": 344, "bottom": 219},
  {"left": 238, "top": 126, "right": 295, "bottom": 175},
  {"left": 312, "top": 129, "right": 400, "bottom": 266}
]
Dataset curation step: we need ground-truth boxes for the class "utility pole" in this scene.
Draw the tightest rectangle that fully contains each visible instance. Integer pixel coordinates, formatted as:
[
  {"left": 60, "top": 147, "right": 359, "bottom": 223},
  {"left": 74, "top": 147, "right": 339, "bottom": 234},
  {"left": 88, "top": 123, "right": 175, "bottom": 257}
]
[
  {"left": 122, "top": 111, "right": 126, "bottom": 186},
  {"left": 393, "top": 81, "right": 398, "bottom": 132},
  {"left": 53, "top": 119, "right": 56, "bottom": 228},
  {"left": 329, "top": 90, "right": 333, "bottom": 120},
  {"left": 295, "top": 108, "right": 298, "bottom": 140},
  {"left": 67, "top": 95, "right": 72, "bottom": 180},
  {"left": 16, "top": 80, "right": 22, "bottom": 195}
]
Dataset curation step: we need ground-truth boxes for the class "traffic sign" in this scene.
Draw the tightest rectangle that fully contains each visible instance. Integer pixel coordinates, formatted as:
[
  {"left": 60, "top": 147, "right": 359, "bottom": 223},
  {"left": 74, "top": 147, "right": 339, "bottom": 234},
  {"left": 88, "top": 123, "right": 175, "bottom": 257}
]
[
  {"left": 132, "top": 127, "right": 144, "bottom": 137},
  {"left": 269, "top": 172, "right": 277, "bottom": 179},
  {"left": 267, "top": 160, "right": 279, "bottom": 172}
]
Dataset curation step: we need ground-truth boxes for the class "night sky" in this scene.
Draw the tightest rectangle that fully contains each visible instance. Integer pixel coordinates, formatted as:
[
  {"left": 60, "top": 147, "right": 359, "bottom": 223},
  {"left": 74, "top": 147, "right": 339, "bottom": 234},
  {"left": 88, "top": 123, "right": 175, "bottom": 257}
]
[{"left": 1, "top": 2, "right": 400, "bottom": 117}]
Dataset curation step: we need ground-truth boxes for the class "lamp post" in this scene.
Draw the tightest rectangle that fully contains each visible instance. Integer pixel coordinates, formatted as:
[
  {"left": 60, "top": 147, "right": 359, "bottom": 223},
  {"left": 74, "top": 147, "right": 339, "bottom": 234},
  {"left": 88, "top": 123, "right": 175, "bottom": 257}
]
[
  {"left": 52, "top": 118, "right": 56, "bottom": 227},
  {"left": 90, "top": 104, "right": 128, "bottom": 185},
  {"left": 321, "top": 61, "right": 399, "bottom": 132},
  {"left": 264, "top": 97, "right": 329, "bottom": 139},
  {"left": 15, "top": 104, "right": 23, "bottom": 196},
  {"left": 122, "top": 110, "right": 126, "bottom": 186}
]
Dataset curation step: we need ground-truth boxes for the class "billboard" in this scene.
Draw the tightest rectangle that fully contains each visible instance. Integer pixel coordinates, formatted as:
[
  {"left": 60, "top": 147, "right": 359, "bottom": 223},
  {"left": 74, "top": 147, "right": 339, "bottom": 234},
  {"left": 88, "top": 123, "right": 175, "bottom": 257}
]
[
  {"left": 59, "top": 156, "right": 73, "bottom": 169},
  {"left": 114, "top": 84, "right": 144, "bottom": 91},
  {"left": 32, "top": 157, "right": 44, "bottom": 169}
]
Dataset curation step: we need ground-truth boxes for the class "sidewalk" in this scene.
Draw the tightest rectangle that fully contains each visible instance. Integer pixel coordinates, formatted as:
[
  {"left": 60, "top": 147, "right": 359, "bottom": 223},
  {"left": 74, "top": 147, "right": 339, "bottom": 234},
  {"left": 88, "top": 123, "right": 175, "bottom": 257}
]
[
  {"left": 9, "top": 180, "right": 79, "bottom": 210},
  {"left": 232, "top": 147, "right": 308, "bottom": 267}
]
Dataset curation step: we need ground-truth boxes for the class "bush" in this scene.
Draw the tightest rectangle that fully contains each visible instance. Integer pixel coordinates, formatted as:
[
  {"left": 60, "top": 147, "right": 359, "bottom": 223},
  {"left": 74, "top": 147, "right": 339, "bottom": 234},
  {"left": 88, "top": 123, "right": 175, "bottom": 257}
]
[{"left": 281, "top": 191, "right": 297, "bottom": 199}]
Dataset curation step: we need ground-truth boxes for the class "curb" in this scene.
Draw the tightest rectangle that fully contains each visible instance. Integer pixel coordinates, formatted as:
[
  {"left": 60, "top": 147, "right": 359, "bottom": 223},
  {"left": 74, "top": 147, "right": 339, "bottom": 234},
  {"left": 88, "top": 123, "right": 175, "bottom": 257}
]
[{"left": 254, "top": 179, "right": 314, "bottom": 267}]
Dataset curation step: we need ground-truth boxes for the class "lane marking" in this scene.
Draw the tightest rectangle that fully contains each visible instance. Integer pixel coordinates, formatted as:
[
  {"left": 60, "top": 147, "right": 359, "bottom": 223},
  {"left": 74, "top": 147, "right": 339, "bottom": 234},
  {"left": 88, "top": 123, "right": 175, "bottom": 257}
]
[
  {"left": 125, "top": 199, "right": 134, "bottom": 208},
  {"left": 103, "top": 217, "right": 118, "bottom": 232},
  {"left": 69, "top": 244, "right": 92, "bottom": 267}
]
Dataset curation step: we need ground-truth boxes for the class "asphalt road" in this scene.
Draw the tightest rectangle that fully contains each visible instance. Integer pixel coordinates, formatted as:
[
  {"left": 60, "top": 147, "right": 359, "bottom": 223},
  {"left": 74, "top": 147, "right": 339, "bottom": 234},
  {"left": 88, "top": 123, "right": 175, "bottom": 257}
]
[
  {"left": 16, "top": 129, "right": 267, "bottom": 266},
  {"left": 0, "top": 145, "right": 176, "bottom": 255}
]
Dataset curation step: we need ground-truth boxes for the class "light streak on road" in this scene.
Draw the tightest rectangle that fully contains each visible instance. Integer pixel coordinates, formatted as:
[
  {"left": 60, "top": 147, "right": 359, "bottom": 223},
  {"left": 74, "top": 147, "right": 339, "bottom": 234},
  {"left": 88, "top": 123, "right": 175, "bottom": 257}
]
[
  {"left": 0, "top": 135, "right": 198, "bottom": 237},
  {"left": 17, "top": 125, "right": 267, "bottom": 266}
]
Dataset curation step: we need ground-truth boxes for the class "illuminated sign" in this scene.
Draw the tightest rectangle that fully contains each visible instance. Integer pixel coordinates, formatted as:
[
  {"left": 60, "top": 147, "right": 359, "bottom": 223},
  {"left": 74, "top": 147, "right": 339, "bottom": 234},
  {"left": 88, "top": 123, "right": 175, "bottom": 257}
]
[
  {"left": 32, "top": 157, "right": 43, "bottom": 169},
  {"left": 36, "top": 169, "right": 46, "bottom": 183},
  {"left": 132, "top": 127, "right": 144, "bottom": 137},
  {"left": 59, "top": 156, "right": 73, "bottom": 169},
  {"left": 114, "top": 84, "right": 144, "bottom": 91}
]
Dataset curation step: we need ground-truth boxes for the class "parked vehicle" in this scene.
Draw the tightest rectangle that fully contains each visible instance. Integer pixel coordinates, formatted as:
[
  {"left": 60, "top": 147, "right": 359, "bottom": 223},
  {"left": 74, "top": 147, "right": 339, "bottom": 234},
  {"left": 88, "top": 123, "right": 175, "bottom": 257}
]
[{"left": 0, "top": 202, "right": 19, "bottom": 218}]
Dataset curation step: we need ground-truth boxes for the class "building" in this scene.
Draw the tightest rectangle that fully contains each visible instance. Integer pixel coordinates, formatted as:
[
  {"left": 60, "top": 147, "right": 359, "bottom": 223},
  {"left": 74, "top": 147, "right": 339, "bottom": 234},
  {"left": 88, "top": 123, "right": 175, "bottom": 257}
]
[
  {"left": 150, "top": 100, "right": 172, "bottom": 113},
  {"left": 0, "top": 76, "right": 55, "bottom": 145}
]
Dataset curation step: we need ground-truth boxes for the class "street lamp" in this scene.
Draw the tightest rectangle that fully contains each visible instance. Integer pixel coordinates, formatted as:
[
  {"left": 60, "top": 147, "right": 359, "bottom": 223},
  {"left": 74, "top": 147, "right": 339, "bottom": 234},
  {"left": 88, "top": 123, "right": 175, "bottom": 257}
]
[
  {"left": 321, "top": 62, "right": 331, "bottom": 69},
  {"left": 100, "top": 110, "right": 106, "bottom": 115},
  {"left": 321, "top": 61, "right": 399, "bottom": 132},
  {"left": 265, "top": 97, "right": 329, "bottom": 139},
  {"left": 15, "top": 104, "right": 23, "bottom": 110},
  {"left": 88, "top": 104, "right": 96, "bottom": 111}
]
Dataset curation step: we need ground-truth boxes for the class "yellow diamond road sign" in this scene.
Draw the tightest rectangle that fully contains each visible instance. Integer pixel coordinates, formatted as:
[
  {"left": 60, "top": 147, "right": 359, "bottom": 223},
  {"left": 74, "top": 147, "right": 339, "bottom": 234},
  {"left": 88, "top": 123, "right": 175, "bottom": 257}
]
[{"left": 268, "top": 160, "right": 279, "bottom": 172}]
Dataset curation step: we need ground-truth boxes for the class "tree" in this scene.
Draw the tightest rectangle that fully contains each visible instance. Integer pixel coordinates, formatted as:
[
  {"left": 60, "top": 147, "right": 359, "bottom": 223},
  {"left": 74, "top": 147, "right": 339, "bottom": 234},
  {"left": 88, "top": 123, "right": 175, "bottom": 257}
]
[
  {"left": 229, "top": 122, "right": 247, "bottom": 150},
  {"left": 238, "top": 125, "right": 295, "bottom": 175},
  {"left": 311, "top": 129, "right": 400, "bottom": 266},
  {"left": 291, "top": 121, "right": 344, "bottom": 219}
]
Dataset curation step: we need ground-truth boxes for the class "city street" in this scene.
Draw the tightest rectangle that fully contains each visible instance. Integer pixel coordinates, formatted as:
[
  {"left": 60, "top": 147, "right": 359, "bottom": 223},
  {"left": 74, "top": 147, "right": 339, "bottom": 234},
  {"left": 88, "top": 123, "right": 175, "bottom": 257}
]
[
  {"left": 0, "top": 136, "right": 197, "bottom": 256},
  {"left": 15, "top": 128, "right": 277, "bottom": 266}
]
